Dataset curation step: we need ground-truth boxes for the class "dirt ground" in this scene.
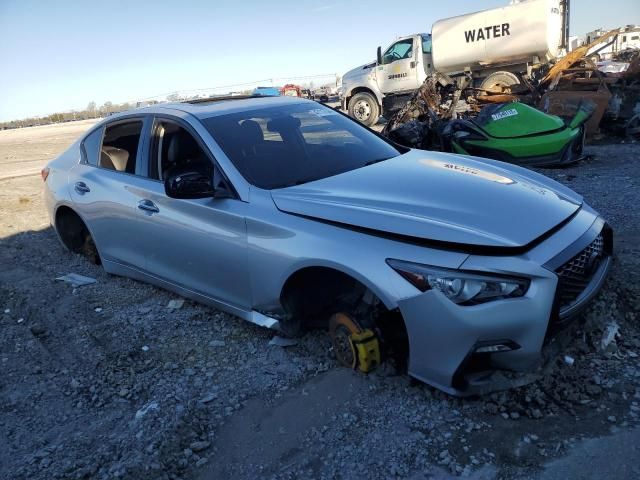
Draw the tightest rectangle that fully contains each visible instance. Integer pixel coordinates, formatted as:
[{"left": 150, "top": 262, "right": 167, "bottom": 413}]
[{"left": 0, "top": 120, "right": 639, "bottom": 480}]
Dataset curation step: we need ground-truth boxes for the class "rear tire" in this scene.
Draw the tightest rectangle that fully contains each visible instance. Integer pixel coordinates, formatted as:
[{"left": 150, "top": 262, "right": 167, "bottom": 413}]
[
  {"left": 348, "top": 92, "right": 380, "bottom": 126},
  {"left": 479, "top": 71, "right": 521, "bottom": 93},
  {"left": 56, "top": 208, "right": 101, "bottom": 265},
  {"left": 81, "top": 232, "right": 101, "bottom": 265}
]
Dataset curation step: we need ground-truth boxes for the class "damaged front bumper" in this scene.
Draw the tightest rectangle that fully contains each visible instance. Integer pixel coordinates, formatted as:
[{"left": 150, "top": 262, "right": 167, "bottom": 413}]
[
  {"left": 396, "top": 220, "right": 612, "bottom": 396},
  {"left": 453, "top": 127, "right": 586, "bottom": 167}
]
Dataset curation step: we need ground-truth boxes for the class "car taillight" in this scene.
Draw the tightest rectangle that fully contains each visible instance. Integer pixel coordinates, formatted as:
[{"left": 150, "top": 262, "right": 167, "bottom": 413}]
[{"left": 41, "top": 167, "right": 50, "bottom": 182}]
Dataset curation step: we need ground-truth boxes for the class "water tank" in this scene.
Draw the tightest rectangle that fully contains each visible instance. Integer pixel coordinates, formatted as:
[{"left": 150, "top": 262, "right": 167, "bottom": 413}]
[{"left": 432, "top": 0, "right": 563, "bottom": 73}]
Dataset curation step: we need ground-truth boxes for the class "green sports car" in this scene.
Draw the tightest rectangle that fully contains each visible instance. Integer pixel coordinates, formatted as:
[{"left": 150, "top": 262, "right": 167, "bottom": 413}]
[{"left": 441, "top": 102, "right": 594, "bottom": 167}]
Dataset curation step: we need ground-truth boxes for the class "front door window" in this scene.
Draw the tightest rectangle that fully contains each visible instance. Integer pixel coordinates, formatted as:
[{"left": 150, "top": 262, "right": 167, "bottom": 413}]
[{"left": 382, "top": 39, "right": 414, "bottom": 65}]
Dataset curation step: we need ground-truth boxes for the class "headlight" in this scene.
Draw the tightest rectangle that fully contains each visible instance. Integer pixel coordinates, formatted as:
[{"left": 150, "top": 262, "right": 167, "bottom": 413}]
[{"left": 386, "top": 259, "right": 529, "bottom": 305}]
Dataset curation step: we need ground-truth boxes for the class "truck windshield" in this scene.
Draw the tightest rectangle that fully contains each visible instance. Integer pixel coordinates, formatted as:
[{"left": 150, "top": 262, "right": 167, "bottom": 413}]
[{"left": 203, "top": 103, "right": 401, "bottom": 189}]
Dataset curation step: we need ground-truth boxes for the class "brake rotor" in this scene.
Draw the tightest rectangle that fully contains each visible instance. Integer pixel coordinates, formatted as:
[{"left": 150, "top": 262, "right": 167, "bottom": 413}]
[{"left": 329, "top": 312, "right": 362, "bottom": 369}]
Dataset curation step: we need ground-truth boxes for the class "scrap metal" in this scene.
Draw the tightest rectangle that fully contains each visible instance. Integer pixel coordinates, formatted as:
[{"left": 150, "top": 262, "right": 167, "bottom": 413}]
[{"left": 384, "top": 29, "right": 639, "bottom": 143}]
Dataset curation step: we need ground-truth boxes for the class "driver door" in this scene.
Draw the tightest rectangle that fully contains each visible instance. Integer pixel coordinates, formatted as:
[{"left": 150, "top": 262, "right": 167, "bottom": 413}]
[
  {"left": 127, "top": 116, "right": 252, "bottom": 310},
  {"left": 376, "top": 37, "right": 422, "bottom": 94}
]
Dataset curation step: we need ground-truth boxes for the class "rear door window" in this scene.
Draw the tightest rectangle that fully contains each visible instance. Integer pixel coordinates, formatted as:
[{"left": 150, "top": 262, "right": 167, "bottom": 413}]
[
  {"left": 100, "top": 121, "right": 143, "bottom": 174},
  {"left": 81, "top": 127, "right": 103, "bottom": 166}
]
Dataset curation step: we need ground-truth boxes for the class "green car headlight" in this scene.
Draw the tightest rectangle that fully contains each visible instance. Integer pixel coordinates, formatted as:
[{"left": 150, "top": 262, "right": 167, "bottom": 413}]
[{"left": 386, "top": 259, "right": 529, "bottom": 305}]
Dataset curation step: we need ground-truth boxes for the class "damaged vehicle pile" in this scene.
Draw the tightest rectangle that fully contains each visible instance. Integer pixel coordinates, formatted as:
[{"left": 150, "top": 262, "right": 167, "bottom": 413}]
[
  {"left": 43, "top": 95, "right": 612, "bottom": 395},
  {"left": 377, "top": 30, "right": 640, "bottom": 165}
]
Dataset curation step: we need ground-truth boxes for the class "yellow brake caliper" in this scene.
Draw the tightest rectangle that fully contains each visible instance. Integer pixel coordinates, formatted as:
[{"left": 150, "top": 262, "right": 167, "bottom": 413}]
[{"left": 329, "top": 312, "right": 380, "bottom": 373}]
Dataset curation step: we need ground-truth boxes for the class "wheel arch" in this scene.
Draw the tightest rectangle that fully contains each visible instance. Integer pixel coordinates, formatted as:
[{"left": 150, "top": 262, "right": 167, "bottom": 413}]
[
  {"left": 346, "top": 86, "right": 383, "bottom": 109},
  {"left": 53, "top": 204, "right": 102, "bottom": 262},
  {"left": 277, "top": 262, "right": 409, "bottom": 366},
  {"left": 278, "top": 260, "right": 396, "bottom": 316}
]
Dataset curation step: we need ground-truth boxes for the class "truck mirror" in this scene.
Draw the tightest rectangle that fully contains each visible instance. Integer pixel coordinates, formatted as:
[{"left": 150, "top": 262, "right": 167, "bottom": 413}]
[{"left": 377, "top": 46, "right": 382, "bottom": 65}]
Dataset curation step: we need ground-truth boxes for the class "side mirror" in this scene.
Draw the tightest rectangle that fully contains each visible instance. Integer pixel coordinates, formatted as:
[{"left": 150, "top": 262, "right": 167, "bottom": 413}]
[
  {"left": 376, "top": 46, "right": 383, "bottom": 65},
  {"left": 164, "top": 170, "right": 215, "bottom": 199}
]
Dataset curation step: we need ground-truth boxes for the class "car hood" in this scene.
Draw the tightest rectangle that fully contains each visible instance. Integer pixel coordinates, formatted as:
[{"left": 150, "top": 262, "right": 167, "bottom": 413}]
[
  {"left": 472, "top": 102, "right": 566, "bottom": 139},
  {"left": 342, "top": 61, "right": 376, "bottom": 81},
  {"left": 270, "top": 150, "right": 583, "bottom": 249}
]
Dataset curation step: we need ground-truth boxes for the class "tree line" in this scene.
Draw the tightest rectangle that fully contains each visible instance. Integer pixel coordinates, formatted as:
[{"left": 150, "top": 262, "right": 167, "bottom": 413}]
[{"left": 0, "top": 100, "right": 150, "bottom": 130}]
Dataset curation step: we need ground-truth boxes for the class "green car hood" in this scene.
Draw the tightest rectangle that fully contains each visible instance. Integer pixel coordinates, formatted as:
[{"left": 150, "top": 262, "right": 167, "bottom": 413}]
[{"left": 472, "top": 103, "right": 565, "bottom": 138}]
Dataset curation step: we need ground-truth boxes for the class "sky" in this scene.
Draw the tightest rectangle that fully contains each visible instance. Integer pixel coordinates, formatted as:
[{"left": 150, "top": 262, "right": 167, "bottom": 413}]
[{"left": 0, "top": 0, "right": 638, "bottom": 122}]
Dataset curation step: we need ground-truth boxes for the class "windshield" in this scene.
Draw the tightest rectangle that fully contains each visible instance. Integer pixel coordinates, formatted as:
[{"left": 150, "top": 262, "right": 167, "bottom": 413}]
[{"left": 203, "top": 103, "right": 401, "bottom": 189}]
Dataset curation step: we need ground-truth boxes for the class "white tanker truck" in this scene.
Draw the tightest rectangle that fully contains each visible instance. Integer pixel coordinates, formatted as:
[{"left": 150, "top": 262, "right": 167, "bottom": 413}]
[{"left": 341, "top": 0, "right": 570, "bottom": 125}]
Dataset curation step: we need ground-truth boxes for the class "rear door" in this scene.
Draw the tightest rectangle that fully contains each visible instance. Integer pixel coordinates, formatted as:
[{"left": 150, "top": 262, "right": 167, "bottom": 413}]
[
  {"left": 69, "top": 117, "right": 150, "bottom": 269},
  {"left": 126, "top": 113, "right": 251, "bottom": 310},
  {"left": 376, "top": 37, "right": 422, "bottom": 94}
]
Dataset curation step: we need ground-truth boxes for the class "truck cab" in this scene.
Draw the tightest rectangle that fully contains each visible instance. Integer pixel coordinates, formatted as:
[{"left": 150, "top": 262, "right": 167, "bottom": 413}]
[
  {"left": 341, "top": 33, "right": 432, "bottom": 126},
  {"left": 341, "top": 0, "right": 568, "bottom": 126}
]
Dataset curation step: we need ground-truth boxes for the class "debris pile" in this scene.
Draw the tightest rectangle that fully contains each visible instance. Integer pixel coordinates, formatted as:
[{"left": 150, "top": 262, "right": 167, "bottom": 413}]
[{"left": 383, "top": 30, "right": 640, "bottom": 147}]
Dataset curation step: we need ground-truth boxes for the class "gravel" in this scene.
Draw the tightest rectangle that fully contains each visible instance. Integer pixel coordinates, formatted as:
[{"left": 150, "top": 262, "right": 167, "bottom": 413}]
[{"left": 0, "top": 142, "right": 638, "bottom": 480}]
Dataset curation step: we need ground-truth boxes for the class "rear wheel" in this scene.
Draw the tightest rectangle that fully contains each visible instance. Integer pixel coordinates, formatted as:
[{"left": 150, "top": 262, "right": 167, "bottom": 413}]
[
  {"left": 81, "top": 233, "right": 101, "bottom": 265},
  {"left": 56, "top": 208, "right": 101, "bottom": 265},
  {"left": 348, "top": 92, "right": 380, "bottom": 126},
  {"left": 479, "top": 71, "right": 521, "bottom": 93}
]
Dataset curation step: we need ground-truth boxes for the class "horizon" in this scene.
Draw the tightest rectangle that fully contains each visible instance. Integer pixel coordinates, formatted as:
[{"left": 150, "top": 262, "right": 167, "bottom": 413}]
[{"left": 1, "top": 0, "right": 638, "bottom": 123}]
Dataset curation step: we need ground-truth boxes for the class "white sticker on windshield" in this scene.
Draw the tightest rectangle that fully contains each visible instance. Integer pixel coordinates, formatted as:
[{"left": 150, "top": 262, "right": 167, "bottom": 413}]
[
  {"left": 309, "top": 108, "right": 339, "bottom": 117},
  {"left": 491, "top": 108, "right": 518, "bottom": 121}
]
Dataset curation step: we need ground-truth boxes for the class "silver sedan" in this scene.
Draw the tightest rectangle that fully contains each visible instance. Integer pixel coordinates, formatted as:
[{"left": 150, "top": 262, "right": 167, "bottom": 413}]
[{"left": 43, "top": 96, "right": 612, "bottom": 395}]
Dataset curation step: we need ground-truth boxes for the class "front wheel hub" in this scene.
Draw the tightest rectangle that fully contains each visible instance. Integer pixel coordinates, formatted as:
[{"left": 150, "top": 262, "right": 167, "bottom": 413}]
[
  {"left": 329, "top": 312, "right": 380, "bottom": 373},
  {"left": 353, "top": 100, "right": 371, "bottom": 121}
]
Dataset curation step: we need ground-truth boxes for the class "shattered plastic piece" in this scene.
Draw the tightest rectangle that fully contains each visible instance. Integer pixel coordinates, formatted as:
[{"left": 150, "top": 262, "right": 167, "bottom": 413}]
[
  {"left": 564, "top": 355, "right": 575, "bottom": 366},
  {"left": 17, "top": 318, "right": 24, "bottom": 324},
  {"left": 134, "top": 401, "right": 159, "bottom": 420},
  {"left": 141, "top": 345, "right": 150, "bottom": 352},
  {"left": 600, "top": 321, "right": 620, "bottom": 350},
  {"left": 94, "top": 307, "right": 103, "bottom": 313},
  {"left": 55, "top": 273, "right": 97, "bottom": 288},
  {"left": 190, "top": 440, "right": 210, "bottom": 452},
  {"left": 4, "top": 309, "right": 10, "bottom": 314},
  {"left": 268, "top": 336, "right": 298, "bottom": 347},
  {"left": 199, "top": 393, "right": 217, "bottom": 404},
  {"left": 167, "top": 299, "right": 185, "bottom": 310}
]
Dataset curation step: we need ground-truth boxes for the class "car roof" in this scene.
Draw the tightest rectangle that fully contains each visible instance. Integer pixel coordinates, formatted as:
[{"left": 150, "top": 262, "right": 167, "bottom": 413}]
[{"left": 130, "top": 95, "right": 312, "bottom": 120}]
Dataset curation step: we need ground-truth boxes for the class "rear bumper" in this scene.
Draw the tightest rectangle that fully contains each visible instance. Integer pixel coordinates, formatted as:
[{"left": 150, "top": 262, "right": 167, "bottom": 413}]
[{"left": 396, "top": 220, "right": 612, "bottom": 396}]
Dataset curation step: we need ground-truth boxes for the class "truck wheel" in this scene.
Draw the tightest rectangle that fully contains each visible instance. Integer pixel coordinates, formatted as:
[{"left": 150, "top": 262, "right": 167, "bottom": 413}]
[
  {"left": 348, "top": 92, "right": 380, "bottom": 126},
  {"left": 588, "top": 53, "right": 601, "bottom": 63},
  {"left": 480, "top": 71, "right": 520, "bottom": 93}
]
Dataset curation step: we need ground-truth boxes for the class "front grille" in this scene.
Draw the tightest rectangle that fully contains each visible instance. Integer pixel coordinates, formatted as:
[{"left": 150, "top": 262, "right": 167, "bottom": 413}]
[{"left": 555, "top": 233, "right": 605, "bottom": 312}]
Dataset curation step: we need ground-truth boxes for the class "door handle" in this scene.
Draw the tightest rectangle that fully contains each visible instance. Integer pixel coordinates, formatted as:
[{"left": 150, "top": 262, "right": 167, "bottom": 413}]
[
  {"left": 410, "top": 61, "right": 416, "bottom": 69},
  {"left": 137, "top": 199, "right": 159, "bottom": 214},
  {"left": 74, "top": 182, "right": 90, "bottom": 194}
]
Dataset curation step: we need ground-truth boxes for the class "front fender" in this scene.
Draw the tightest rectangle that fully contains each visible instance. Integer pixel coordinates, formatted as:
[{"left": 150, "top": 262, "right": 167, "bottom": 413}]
[
  {"left": 345, "top": 77, "right": 384, "bottom": 107},
  {"left": 275, "top": 258, "right": 398, "bottom": 311}
]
